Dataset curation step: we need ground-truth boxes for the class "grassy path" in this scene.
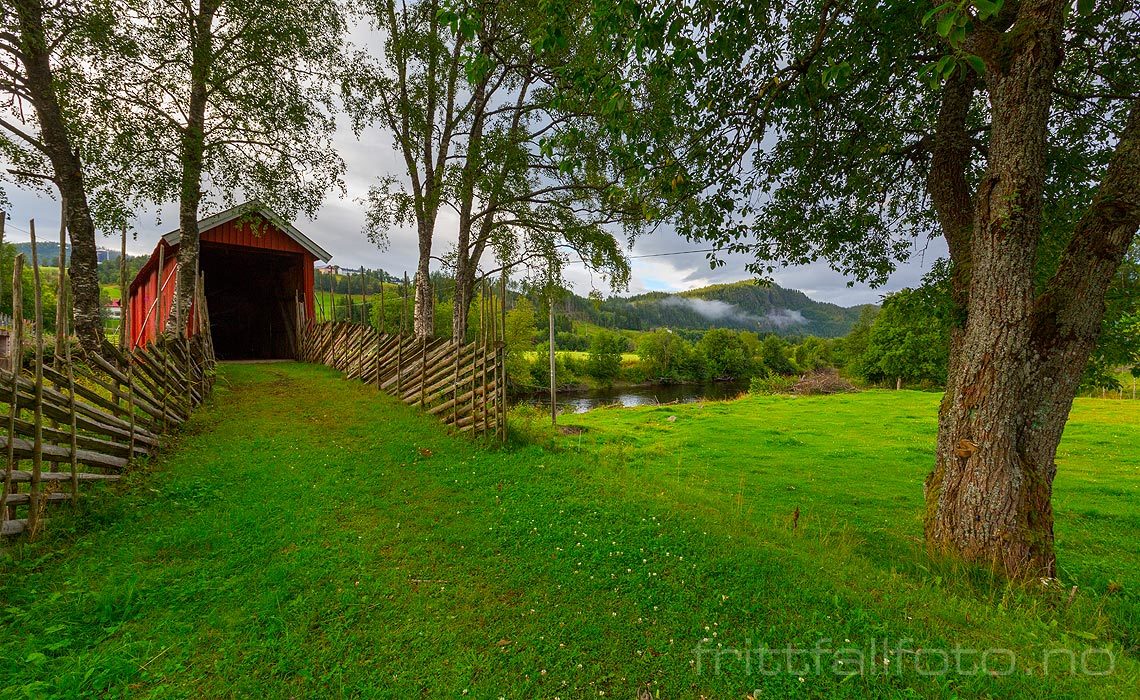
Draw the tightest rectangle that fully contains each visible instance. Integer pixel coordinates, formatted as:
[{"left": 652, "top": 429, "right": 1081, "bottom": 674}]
[{"left": 1, "top": 362, "right": 1137, "bottom": 698}]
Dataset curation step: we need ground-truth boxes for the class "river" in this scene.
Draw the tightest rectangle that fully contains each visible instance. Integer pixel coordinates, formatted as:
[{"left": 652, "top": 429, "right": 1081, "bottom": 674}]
[{"left": 514, "top": 380, "right": 751, "bottom": 414}]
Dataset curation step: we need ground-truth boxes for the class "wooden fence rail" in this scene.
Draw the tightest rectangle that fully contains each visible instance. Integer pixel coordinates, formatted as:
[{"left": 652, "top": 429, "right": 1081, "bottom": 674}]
[
  {"left": 1, "top": 234, "right": 217, "bottom": 540},
  {"left": 300, "top": 321, "right": 507, "bottom": 442}
]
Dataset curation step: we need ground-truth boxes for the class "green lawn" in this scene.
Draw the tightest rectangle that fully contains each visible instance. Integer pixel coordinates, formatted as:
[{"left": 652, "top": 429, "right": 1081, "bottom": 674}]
[{"left": 1, "top": 363, "right": 1136, "bottom": 698}]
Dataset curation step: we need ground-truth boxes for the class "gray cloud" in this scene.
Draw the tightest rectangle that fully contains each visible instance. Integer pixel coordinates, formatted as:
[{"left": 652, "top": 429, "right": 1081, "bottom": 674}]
[
  {"left": 1, "top": 77, "right": 948, "bottom": 308},
  {"left": 659, "top": 296, "right": 757, "bottom": 323},
  {"left": 763, "top": 308, "right": 807, "bottom": 328}
]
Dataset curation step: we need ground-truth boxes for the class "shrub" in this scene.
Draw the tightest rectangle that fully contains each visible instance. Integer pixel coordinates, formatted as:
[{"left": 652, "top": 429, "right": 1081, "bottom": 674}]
[
  {"left": 638, "top": 329, "right": 701, "bottom": 382},
  {"left": 697, "top": 328, "right": 756, "bottom": 379},
  {"left": 530, "top": 349, "right": 584, "bottom": 388},
  {"left": 760, "top": 334, "right": 797, "bottom": 375},
  {"left": 749, "top": 374, "right": 797, "bottom": 395},
  {"left": 792, "top": 368, "right": 857, "bottom": 395},
  {"left": 586, "top": 330, "right": 626, "bottom": 386}
]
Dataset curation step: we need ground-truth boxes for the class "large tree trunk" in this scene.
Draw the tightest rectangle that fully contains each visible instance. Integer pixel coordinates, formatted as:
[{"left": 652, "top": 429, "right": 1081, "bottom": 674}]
[
  {"left": 925, "top": 0, "right": 1065, "bottom": 579},
  {"left": 924, "top": 1, "right": 1140, "bottom": 578},
  {"left": 169, "top": 0, "right": 217, "bottom": 334},
  {"left": 452, "top": 272, "right": 471, "bottom": 342},
  {"left": 14, "top": 0, "right": 104, "bottom": 355},
  {"left": 412, "top": 219, "right": 434, "bottom": 337},
  {"left": 451, "top": 221, "right": 493, "bottom": 342},
  {"left": 449, "top": 70, "right": 491, "bottom": 343}
]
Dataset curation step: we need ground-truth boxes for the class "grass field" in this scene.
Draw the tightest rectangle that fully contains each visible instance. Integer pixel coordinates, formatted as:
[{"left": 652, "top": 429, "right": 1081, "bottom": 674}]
[
  {"left": 522, "top": 350, "right": 641, "bottom": 364},
  {"left": 0, "top": 362, "right": 1136, "bottom": 698},
  {"left": 101, "top": 283, "right": 122, "bottom": 302}
]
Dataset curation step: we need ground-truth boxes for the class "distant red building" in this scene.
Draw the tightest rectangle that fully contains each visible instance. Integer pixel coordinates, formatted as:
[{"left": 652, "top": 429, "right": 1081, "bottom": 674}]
[{"left": 128, "top": 202, "right": 331, "bottom": 359}]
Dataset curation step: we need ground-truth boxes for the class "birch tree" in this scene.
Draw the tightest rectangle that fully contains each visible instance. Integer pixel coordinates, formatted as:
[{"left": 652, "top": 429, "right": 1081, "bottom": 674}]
[
  {"left": 349, "top": 0, "right": 654, "bottom": 341},
  {"left": 346, "top": 0, "right": 468, "bottom": 338},
  {"left": 0, "top": 0, "right": 118, "bottom": 353},
  {"left": 104, "top": 0, "right": 345, "bottom": 327}
]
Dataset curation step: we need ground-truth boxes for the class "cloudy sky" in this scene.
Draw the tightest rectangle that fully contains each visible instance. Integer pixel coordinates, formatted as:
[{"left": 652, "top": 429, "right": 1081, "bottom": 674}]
[{"left": 2, "top": 116, "right": 947, "bottom": 309}]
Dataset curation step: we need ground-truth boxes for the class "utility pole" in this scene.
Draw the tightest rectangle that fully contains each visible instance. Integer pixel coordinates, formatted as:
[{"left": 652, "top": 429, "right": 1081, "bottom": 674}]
[{"left": 549, "top": 296, "right": 556, "bottom": 426}]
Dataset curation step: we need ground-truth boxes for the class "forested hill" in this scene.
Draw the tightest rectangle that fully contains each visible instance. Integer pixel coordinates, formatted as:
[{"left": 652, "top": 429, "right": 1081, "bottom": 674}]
[{"left": 560, "top": 280, "right": 872, "bottom": 338}]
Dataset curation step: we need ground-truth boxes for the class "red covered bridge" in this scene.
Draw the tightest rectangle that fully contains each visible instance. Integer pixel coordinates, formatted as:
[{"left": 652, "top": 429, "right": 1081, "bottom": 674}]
[{"left": 128, "top": 202, "right": 332, "bottom": 359}]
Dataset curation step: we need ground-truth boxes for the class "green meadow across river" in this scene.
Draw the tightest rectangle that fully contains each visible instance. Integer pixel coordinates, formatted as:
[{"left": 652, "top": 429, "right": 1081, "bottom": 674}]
[{"left": 1, "top": 362, "right": 1137, "bottom": 698}]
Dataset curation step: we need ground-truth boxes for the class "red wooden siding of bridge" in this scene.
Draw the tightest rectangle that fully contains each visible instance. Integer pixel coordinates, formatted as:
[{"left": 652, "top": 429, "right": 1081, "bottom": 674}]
[{"left": 128, "top": 207, "right": 325, "bottom": 355}]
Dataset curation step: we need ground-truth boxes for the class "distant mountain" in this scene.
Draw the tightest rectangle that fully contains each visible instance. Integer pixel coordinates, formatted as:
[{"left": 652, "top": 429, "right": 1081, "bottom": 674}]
[
  {"left": 559, "top": 280, "right": 873, "bottom": 338},
  {"left": 8, "top": 242, "right": 121, "bottom": 264}
]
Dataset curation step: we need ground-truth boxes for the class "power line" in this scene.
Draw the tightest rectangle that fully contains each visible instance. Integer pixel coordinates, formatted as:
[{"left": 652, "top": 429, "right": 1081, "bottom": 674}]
[{"left": 628, "top": 247, "right": 722, "bottom": 260}]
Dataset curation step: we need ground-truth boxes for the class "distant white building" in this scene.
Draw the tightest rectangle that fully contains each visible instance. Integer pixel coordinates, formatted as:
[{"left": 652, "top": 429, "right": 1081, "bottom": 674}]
[{"left": 103, "top": 298, "right": 122, "bottom": 320}]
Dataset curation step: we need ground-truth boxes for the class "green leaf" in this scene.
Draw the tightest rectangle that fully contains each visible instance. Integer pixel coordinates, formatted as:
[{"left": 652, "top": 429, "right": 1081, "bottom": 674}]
[
  {"left": 974, "top": 0, "right": 999, "bottom": 20},
  {"left": 1077, "top": 0, "right": 1095, "bottom": 15},
  {"left": 922, "top": 2, "right": 955, "bottom": 25},
  {"left": 965, "top": 54, "right": 986, "bottom": 75},
  {"left": 936, "top": 12, "right": 956, "bottom": 38}
]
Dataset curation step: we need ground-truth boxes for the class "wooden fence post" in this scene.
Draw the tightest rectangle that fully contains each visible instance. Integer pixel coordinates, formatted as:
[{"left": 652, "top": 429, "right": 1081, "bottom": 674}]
[
  {"left": 379, "top": 271, "right": 386, "bottom": 333},
  {"left": 452, "top": 340, "right": 460, "bottom": 428},
  {"left": 487, "top": 281, "right": 497, "bottom": 442},
  {"left": 419, "top": 338, "right": 427, "bottom": 408},
  {"left": 154, "top": 244, "right": 164, "bottom": 343},
  {"left": 127, "top": 354, "right": 136, "bottom": 458},
  {"left": 64, "top": 305, "right": 78, "bottom": 504},
  {"left": 120, "top": 225, "right": 129, "bottom": 352},
  {"left": 500, "top": 274, "right": 508, "bottom": 443},
  {"left": 27, "top": 222, "right": 45, "bottom": 539},
  {"left": 0, "top": 214, "right": 5, "bottom": 311},
  {"left": 358, "top": 267, "right": 366, "bottom": 378},
  {"left": 2, "top": 254, "right": 24, "bottom": 528},
  {"left": 402, "top": 272, "right": 409, "bottom": 335},
  {"left": 549, "top": 295, "right": 556, "bottom": 427},
  {"left": 54, "top": 198, "right": 67, "bottom": 368}
]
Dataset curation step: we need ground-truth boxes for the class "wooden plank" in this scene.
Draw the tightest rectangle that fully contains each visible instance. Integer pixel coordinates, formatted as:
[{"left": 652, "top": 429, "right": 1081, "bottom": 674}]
[
  {"left": 5, "top": 491, "right": 70, "bottom": 507},
  {"left": 3, "top": 387, "right": 159, "bottom": 449},
  {"left": 7, "top": 470, "right": 120, "bottom": 483},
  {"left": 9, "top": 416, "right": 143, "bottom": 458},
  {"left": 0, "top": 436, "right": 129, "bottom": 471},
  {"left": 2, "top": 372, "right": 160, "bottom": 440},
  {"left": 84, "top": 353, "right": 170, "bottom": 424},
  {"left": 42, "top": 364, "right": 163, "bottom": 432},
  {"left": 1, "top": 377, "right": 161, "bottom": 446},
  {"left": 130, "top": 348, "right": 188, "bottom": 423}
]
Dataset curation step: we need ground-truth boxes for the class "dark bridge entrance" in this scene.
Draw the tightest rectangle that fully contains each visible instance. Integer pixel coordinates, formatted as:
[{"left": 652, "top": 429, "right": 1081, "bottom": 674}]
[{"left": 128, "top": 202, "right": 331, "bottom": 359}]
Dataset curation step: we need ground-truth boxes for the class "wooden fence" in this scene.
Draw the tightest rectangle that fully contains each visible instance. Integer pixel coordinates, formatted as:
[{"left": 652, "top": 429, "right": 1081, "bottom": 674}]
[
  {"left": 301, "top": 322, "right": 506, "bottom": 442},
  {"left": 1, "top": 232, "right": 216, "bottom": 540}
]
